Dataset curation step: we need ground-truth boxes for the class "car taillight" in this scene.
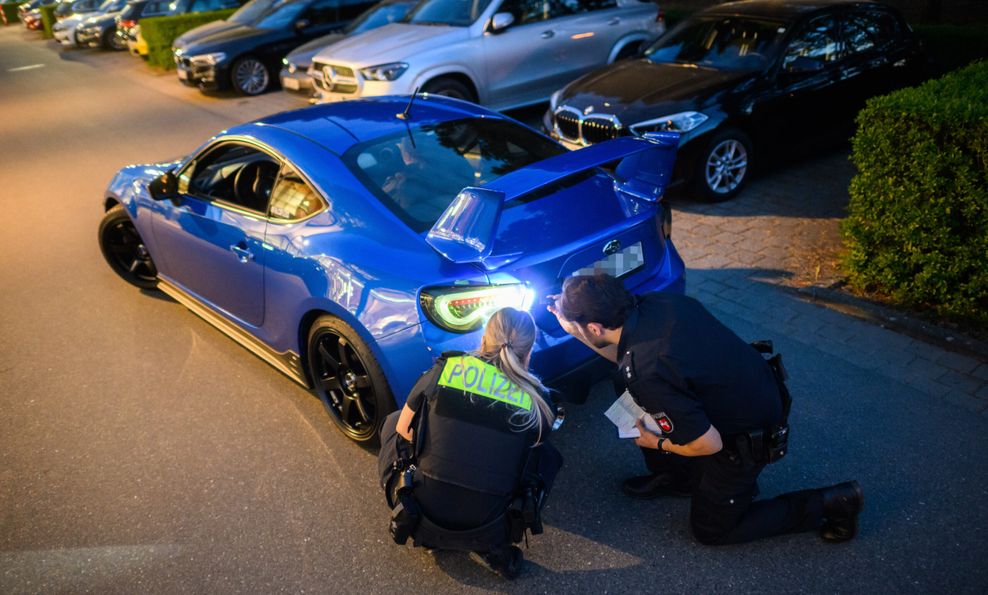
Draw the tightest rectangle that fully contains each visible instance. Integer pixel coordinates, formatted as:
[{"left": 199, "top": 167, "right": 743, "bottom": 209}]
[
  {"left": 656, "top": 8, "right": 664, "bottom": 24},
  {"left": 119, "top": 18, "right": 136, "bottom": 28},
  {"left": 420, "top": 284, "right": 535, "bottom": 333}
]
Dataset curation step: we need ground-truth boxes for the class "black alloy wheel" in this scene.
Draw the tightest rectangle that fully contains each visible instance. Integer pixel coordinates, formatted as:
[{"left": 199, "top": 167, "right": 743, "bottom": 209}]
[
  {"left": 98, "top": 204, "right": 158, "bottom": 289},
  {"left": 307, "top": 316, "right": 395, "bottom": 444},
  {"left": 231, "top": 56, "right": 271, "bottom": 96},
  {"left": 422, "top": 77, "right": 476, "bottom": 103},
  {"left": 693, "top": 127, "right": 753, "bottom": 202},
  {"left": 104, "top": 27, "right": 125, "bottom": 50}
]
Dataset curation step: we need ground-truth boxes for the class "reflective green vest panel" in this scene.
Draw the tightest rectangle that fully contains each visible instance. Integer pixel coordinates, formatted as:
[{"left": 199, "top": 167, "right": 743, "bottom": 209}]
[{"left": 437, "top": 355, "right": 533, "bottom": 412}]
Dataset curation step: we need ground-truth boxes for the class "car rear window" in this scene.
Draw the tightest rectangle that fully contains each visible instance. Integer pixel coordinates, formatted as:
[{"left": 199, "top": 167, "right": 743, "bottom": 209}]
[{"left": 344, "top": 118, "right": 566, "bottom": 233}]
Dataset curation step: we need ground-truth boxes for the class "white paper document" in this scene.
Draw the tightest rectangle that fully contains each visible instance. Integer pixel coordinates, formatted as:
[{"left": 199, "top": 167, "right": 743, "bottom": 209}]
[{"left": 604, "top": 390, "right": 661, "bottom": 439}]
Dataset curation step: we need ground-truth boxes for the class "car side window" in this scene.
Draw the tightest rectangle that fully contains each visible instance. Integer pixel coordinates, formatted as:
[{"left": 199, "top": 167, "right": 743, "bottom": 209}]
[
  {"left": 189, "top": 0, "right": 228, "bottom": 11},
  {"left": 268, "top": 166, "right": 324, "bottom": 221},
  {"left": 783, "top": 15, "right": 840, "bottom": 69},
  {"left": 185, "top": 143, "right": 281, "bottom": 214},
  {"left": 842, "top": 11, "right": 900, "bottom": 55},
  {"left": 498, "top": 0, "right": 572, "bottom": 25},
  {"left": 576, "top": 0, "right": 615, "bottom": 12},
  {"left": 302, "top": 0, "right": 339, "bottom": 24},
  {"left": 143, "top": 0, "right": 172, "bottom": 15}
]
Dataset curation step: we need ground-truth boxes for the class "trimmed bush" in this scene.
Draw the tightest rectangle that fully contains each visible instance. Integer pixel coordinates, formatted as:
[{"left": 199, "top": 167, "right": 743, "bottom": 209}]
[
  {"left": 914, "top": 24, "right": 988, "bottom": 75},
  {"left": 39, "top": 3, "right": 55, "bottom": 38},
  {"left": 1, "top": 2, "right": 20, "bottom": 25},
  {"left": 141, "top": 9, "right": 236, "bottom": 70},
  {"left": 842, "top": 60, "right": 988, "bottom": 325}
]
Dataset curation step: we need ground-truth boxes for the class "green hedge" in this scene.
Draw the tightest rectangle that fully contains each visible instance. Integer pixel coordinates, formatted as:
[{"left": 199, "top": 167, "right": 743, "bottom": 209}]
[
  {"left": 1, "top": 2, "right": 19, "bottom": 25},
  {"left": 842, "top": 60, "right": 988, "bottom": 324},
  {"left": 39, "top": 3, "right": 55, "bottom": 38},
  {"left": 914, "top": 24, "right": 988, "bottom": 76},
  {"left": 141, "top": 9, "right": 236, "bottom": 70}
]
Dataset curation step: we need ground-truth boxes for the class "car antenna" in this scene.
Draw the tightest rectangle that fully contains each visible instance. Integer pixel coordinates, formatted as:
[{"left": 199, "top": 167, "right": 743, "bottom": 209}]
[{"left": 397, "top": 87, "right": 420, "bottom": 121}]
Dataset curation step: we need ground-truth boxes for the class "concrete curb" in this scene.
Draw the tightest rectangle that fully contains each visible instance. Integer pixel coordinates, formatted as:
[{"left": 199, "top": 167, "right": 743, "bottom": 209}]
[{"left": 791, "top": 283, "right": 988, "bottom": 363}]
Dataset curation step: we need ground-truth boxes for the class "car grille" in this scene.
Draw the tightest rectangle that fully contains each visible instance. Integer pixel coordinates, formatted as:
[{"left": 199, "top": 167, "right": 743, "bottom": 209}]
[
  {"left": 312, "top": 62, "right": 358, "bottom": 94},
  {"left": 582, "top": 116, "right": 621, "bottom": 144},
  {"left": 555, "top": 111, "right": 580, "bottom": 142},
  {"left": 553, "top": 106, "right": 624, "bottom": 146}
]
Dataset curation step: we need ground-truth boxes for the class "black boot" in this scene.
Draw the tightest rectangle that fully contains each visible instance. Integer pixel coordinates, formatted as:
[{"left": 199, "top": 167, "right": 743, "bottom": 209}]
[
  {"left": 473, "top": 545, "right": 523, "bottom": 580},
  {"left": 819, "top": 481, "right": 864, "bottom": 543},
  {"left": 622, "top": 473, "right": 691, "bottom": 499}
]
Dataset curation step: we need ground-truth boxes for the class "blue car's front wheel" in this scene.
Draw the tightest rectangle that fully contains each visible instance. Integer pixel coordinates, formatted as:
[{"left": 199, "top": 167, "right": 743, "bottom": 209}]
[{"left": 307, "top": 316, "right": 395, "bottom": 445}]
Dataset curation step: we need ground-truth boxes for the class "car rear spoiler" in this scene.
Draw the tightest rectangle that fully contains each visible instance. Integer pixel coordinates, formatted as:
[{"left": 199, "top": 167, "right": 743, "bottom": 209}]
[{"left": 426, "top": 131, "right": 680, "bottom": 266}]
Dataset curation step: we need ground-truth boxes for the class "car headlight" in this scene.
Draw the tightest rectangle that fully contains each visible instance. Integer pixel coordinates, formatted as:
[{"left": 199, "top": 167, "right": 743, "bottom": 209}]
[
  {"left": 359, "top": 62, "right": 408, "bottom": 81},
  {"left": 630, "top": 111, "right": 708, "bottom": 135},
  {"left": 189, "top": 52, "right": 226, "bottom": 65},
  {"left": 420, "top": 284, "right": 535, "bottom": 333}
]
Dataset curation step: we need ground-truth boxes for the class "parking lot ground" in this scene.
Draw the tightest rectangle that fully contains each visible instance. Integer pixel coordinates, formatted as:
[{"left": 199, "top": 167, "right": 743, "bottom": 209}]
[{"left": 2, "top": 28, "right": 988, "bottom": 593}]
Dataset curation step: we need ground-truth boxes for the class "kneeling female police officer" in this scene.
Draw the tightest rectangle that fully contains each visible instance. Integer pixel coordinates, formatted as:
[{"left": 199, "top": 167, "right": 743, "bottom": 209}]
[{"left": 378, "top": 307, "right": 563, "bottom": 579}]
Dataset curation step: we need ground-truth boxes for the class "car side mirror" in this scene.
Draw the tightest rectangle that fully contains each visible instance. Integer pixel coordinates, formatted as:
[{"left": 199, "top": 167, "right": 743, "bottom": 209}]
[
  {"left": 148, "top": 170, "right": 178, "bottom": 200},
  {"left": 786, "top": 56, "right": 824, "bottom": 74},
  {"left": 489, "top": 12, "right": 513, "bottom": 33},
  {"left": 294, "top": 18, "right": 309, "bottom": 30}
]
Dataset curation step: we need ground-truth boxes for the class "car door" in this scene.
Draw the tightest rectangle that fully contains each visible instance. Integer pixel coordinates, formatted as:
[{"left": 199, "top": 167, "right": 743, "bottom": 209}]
[
  {"left": 838, "top": 8, "right": 915, "bottom": 118},
  {"left": 753, "top": 13, "right": 843, "bottom": 144},
  {"left": 482, "top": 0, "right": 572, "bottom": 107},
  {"left": 151, "top": 142, "right": 280, "bottom": 328}
]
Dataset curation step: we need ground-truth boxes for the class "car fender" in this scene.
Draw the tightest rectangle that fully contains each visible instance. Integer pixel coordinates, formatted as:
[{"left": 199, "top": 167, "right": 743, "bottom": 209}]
[{"left": 411, "top": 65, "right": 482, "bottom": 102}]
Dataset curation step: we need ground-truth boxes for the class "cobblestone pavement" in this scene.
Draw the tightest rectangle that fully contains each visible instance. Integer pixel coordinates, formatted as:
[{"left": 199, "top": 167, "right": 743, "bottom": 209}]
[
  {"left": 668, "top": 158, "right": 988, "bottom": 415},
  {"left": 57, "top": 39, "right": 988, "bottom": 413}
]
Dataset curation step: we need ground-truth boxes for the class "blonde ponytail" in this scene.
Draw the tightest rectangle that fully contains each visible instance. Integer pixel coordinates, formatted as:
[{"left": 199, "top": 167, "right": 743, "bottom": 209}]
[{"left": 476, "top": 308, "right": 556, "bottom": 445}]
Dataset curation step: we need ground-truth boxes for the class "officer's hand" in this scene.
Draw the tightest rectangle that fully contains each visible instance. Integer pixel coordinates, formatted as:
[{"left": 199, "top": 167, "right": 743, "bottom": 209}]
[
  {"left": 547, "top": 294, "right": 590, "bottom": 342},
  {"left": 634, "top": 419, "right": 661, "bottom": 450}
]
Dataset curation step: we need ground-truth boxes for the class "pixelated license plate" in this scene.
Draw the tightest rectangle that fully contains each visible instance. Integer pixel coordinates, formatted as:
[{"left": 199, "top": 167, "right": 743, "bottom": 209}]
[{"left": 571, "top": 241, "right": 644, "bottom": 279}]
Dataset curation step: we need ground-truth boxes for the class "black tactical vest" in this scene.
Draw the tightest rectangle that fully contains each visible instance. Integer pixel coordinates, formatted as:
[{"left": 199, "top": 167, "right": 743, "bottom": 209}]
[{"left": 415, "top": 354, "right": 536, "bottom": 496}]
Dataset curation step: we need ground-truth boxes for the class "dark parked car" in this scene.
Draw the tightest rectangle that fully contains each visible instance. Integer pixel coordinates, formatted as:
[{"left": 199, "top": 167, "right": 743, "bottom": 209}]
[
  {"left": 75, "top": 2, "right": 128, "bottom": 48},
  {"left": 545, "top": 0, "right": 924, "bottom": 200},
  {"left": 112, "top": 0, "right": 172, "bottom": 49},
  {"left": 173, "top": 0, "right": 375, "bottom": 95},
  {"left": 279, "top": 0, "right": 416, "bottom": 99}
]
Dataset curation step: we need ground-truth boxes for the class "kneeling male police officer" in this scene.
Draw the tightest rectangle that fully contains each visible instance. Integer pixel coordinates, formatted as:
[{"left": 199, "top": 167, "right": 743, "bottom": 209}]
[{"left": 548, "top": 274, "right": 863, "bottom": 545}]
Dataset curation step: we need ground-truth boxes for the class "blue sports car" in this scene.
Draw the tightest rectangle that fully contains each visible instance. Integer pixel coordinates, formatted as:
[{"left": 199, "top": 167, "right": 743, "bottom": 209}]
[{"left": 97, "top": 96, "right": 685, "bottom": 443}]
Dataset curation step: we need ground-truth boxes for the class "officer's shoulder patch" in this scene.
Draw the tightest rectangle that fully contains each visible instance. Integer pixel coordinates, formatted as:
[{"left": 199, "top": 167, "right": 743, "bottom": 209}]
[{"left": 653, "top": 412, "right": 674, "bottom": 434}]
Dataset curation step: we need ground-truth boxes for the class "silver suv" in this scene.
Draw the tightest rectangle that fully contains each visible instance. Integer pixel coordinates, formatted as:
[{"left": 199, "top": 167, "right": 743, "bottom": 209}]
[{"left": 310, "top": 0, "right": 664, "bottom": 110}]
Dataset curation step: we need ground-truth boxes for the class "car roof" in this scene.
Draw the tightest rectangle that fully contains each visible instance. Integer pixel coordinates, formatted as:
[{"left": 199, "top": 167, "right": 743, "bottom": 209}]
[
  {"left": 245, "top": 96, "right": 502, "bottom": 155},
  {"left": 701, "top": 0, "right": 889, "bottom": 20}
]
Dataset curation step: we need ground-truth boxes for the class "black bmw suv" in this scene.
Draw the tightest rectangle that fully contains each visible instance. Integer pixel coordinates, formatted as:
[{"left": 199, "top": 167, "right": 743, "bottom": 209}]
[{"left": 545, "top": 0, "right": 924, "bottom": 200}]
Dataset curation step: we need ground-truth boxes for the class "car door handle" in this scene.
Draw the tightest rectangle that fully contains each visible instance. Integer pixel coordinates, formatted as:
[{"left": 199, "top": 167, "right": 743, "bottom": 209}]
[
  {"left": 230, "top": 244, "right": 254, "bottom": 263},
  {"left": 607, "top": 17, "right": 620, "bottom": 25},
  {"left": 541, "top": 30, "right": 555, "bottom": 39}
]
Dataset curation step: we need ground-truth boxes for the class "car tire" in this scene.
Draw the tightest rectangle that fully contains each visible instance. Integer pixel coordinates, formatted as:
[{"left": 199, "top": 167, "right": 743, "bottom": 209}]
[
  {"left": 306, "top": 315, "right": 396, "bottom": 445},
  {"left": 231, "top": 56, "right": 271, "bottom": 96},
  {"left": 692, "top": 127, "right": 753, "bottom": 202},
  {"left": 98, "top": 204, "right": 159, "bottom": 289},
  {"left": 422, "top": 77, "right": 476, "bottom": 103},
  {"left": 103, "top": 28, "right": 124, "bottom": 51}
]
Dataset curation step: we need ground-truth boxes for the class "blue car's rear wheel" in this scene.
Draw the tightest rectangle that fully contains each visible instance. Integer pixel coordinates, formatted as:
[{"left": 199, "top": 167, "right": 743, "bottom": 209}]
[
  {"left": 98, "top": 205, "right": 158, "bottom": 289},
  {"left": 307, "top": 316, "right": 395, "bottom": 444}
]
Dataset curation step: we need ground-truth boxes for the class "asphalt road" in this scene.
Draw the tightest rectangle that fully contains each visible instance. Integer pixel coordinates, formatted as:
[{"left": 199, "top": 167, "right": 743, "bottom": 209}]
[{"left": 2, "top": 27, "right": 987, "bottom": 594}]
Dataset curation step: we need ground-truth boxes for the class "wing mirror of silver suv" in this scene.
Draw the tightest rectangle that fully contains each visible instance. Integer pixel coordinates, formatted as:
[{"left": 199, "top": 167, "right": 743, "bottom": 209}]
[{"left": 489, "top": 12, "right": 514, "bottom": 33}]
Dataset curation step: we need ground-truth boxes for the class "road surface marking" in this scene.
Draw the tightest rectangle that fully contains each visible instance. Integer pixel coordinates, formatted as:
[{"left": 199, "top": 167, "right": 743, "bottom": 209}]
[{"left": 7, "top": 64, "right": 45, "bottom": 72}]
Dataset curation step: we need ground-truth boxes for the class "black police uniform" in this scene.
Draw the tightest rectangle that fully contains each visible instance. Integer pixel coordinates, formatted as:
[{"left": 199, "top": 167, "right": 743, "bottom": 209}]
[
  {"left": 616, "top": 292, "right": 824, "bottom": 545},
  {"left": 378, "top": 352, "right": 563, "bottom": 549}
]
